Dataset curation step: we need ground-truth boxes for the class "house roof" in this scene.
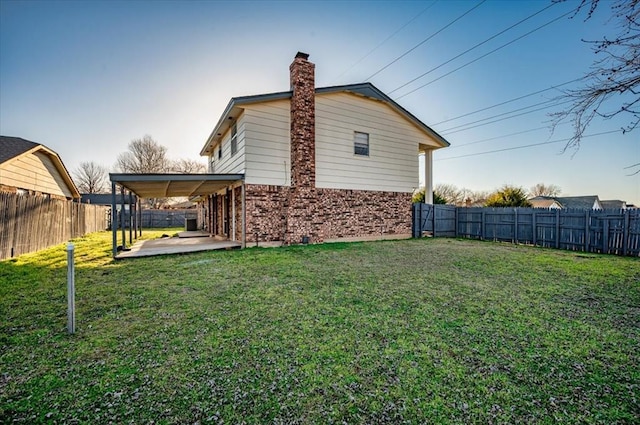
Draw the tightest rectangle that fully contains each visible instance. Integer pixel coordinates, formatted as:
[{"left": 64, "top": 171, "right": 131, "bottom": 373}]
[
  {"left": 529, "top": 197, "right": 561, "bottom": 208},
  {"left": 0, "top": 136, "right": 40, "bottom": 164},
  {"left": 0, "top": 135, "right": 81, "bottom": 199},
  {"left": 555, "top": 196, "right": 600, "bottom": 210},
  {"left": 200, "top": 82, "right": 450, "bottom": 156},
  {"left": 81, "top": 193, "right": 133, "bottom": 205},
  {"left": 601, "top": 200, "right": 626, "bottom": 209},
  {"left": 529, "top": 195, "right": 603, "bottom": 209}
]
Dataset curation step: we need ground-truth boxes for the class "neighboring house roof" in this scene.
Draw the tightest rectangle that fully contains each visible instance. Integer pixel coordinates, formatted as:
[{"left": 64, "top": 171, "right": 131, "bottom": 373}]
[
  {"left": 529, "top": 196, "right": 562, "bottom": 209},
  {"left": 529, "top": 195, "right": 603, "bottom": 210},
  {"left": 81, "top": 193, "right": 132, "bottom": 205},
  {"left": 0, "top": 136, "right": 80, "bottom": 199},
  {"left": 600, "top": 200, "right": 626, "bottom": 209},
  {"left": 0, "top": 136, "right": 40, "bottom": 164},
  {"left": 200, "top": 82, "right": 450, "bottom": 156},
  {"left": 555, "top": 196, "right": 601, "bottom": 210}
]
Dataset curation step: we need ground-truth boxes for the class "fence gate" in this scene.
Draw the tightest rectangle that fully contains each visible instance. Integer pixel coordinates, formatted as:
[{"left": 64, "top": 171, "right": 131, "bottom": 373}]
[{"left": 412, "top": 203, "right": 456, "bottom": 238}]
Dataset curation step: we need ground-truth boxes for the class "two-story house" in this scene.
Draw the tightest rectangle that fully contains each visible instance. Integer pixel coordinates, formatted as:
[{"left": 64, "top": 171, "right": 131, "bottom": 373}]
[{"left": 199, "top": 52, "right": 449, "bottom": 245}]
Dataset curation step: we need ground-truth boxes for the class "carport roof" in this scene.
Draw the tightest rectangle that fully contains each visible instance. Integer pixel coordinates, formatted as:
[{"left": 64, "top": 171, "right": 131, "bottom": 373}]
[{"left": 109, "top": 173, "right": 244, "bottom": 198}]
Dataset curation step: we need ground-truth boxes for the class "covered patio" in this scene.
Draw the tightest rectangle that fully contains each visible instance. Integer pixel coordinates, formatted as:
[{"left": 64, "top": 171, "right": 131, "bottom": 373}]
[{"left": 109, "top": 173, "right": 244, "bottom": 259}]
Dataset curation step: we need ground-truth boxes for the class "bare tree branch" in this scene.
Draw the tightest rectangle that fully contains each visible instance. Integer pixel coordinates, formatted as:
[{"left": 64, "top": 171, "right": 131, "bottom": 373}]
[
  {"left": 116, "top": 135, "right": 170, "bottom": 173},
  {"left": 73, "top": 161, "right": 109, "bottom": 194},
  {"left": 550, "top": 0, "right": 640, "bottom": 151}
]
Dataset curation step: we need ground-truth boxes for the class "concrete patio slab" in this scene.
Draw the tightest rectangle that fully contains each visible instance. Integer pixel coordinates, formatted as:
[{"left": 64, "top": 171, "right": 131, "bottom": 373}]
[{"left": 115, "top": 236, "right": 240, "bottom": 259}]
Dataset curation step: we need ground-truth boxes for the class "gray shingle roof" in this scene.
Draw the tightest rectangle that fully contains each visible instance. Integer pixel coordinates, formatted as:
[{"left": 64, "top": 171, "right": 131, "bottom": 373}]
[
  {"left": 555, "top": 196, "right": 600, "bottom": 209},
  {"left": 0, "top": 136, "right": 40, "bottom": 164}
]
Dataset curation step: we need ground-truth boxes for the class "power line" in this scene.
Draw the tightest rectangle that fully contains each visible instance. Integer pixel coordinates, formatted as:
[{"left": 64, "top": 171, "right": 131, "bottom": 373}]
[
  {"left": 444, "top": 125, "right": 555, "bottom": 150},
  {"left": 430, "top": 77, "right": 581, "bottom": 126},
  {"left": 440, "top": 99, "right": 574, "bottom": 135},
  {"left": 389, "top": 2, "right": 557, "bottom": 95},
  {"left": 435, "top": 130, "right": 621, "bottom": 161},
  {"left": 336, "top": 1, "right": 438, "bottom": 80},
  {"left": 366, "top": 0, "right": 486, "bottom": 81},
  {"left": 395, "top": 6, "right": 577, "bottom": 100},
  {"left": 439, "top": 98, "right": 559, "bottom": 133}
]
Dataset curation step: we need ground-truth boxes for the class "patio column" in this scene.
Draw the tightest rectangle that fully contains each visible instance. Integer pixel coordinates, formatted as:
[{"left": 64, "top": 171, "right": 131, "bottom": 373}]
[
  {"left": 231, "top": 186, "right": 236, "bottom": 241},
  {"left": 111, "top": 180, "right": 117, "bottom": 258},
  {"left": 423, "top": 150, "right": 433, "bottom": 204}
]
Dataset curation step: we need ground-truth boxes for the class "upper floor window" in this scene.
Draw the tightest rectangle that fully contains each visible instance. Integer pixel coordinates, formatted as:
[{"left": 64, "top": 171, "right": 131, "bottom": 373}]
[
  {"left": 230, "top": 124, "right": 238, "bottom": 156},
  {"left": 354, "top": 132, "right": 369, "bottom": 156},
  {"left": 218, "top": 146, "right": 222, "bottom": 160}
]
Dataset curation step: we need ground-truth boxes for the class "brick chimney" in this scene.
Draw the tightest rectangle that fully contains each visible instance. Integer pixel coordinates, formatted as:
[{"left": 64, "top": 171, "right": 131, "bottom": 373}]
[{"left": 289, "top": 52, "right": 315, "bottom": 189}]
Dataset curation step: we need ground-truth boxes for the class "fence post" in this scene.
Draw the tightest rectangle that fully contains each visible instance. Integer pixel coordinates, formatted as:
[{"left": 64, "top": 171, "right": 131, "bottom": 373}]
[
  {"left": 622, "top": 209, "right": 629, "bottom": 256},
  {"left": 532, "top": 210, "right": 537, "bottom": 246},
  {"left": 67, "top": 243, "right": 75, "bottom": 334},
  {"left": 481, "top": 210, "right": 486, "bottom": 240},
  {"left": 514, "top": 208, "right": 518, "bottom": 244},
  {"left": 555, "top": 209, "right": 560, "bottom": 249},
  {"left": 412, "top": 203, "right": 418, "bottom": 238},
  {"left": 602, "top": 218, "right": 609, "bottom": 254},
  {"left": 455, "top": 206, "right": 459, "bottom": 238},
  {"left": 432, "top": 204, "right": 437, "bottom": 238},
  {"left": 584, "top": 209, "right": 590, "bottom": 253}
]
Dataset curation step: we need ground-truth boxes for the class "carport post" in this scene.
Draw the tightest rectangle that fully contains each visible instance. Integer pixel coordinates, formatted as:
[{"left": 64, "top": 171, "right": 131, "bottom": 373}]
[
  {"left": 138, "top": 197, "right": 142, "bottom": 237},
  {"left": 120, "top": 185, "right": 126, "bottom": 250},
  {"left": 128, "top": 191, "right": 133, "bottom": 245},
  {"left": 111, "top": 181, "right": 117, "bottom": 258}
]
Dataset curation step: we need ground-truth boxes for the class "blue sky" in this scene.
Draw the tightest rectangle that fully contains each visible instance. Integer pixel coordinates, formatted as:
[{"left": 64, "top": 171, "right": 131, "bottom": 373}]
[{"left": 1, "top": 0, "right": 638, "bottom": 204}]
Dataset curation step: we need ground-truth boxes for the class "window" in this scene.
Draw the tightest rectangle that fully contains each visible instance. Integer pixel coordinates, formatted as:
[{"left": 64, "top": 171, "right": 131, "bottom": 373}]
[
  {"left": 354, "top": 132, "right": 369, "bottom": 156},
  {"left": 230, "top": 124, "right": 238, "bottom": 156},
  {"left": 218, "top": 146, "right": 222, "bottom": 160}
]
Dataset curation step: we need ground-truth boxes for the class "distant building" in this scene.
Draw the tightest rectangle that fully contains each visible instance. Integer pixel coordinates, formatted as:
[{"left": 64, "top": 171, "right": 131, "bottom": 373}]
[
  {"left": 529, "top": 195, "right": 631, "bottom": 210},
  {"left": 0, "top": 136, "right": 80, "bottom": 200}
]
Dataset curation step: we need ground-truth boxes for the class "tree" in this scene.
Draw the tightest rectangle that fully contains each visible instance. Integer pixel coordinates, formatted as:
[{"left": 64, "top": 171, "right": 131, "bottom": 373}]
[
  {"left": 529, "top": 183, "right": 561, "bottom": 197},
  {"left": 485, "top": 185, "right": 532, "bottom": 207},
  {"left": 73, "top": 161, "right": 109, "bottom": 194},
  {"left": 434, "top": 183, "right": 464, "bottom": 205},
  {"left": 171, "top": 158, "right": 207, "bottom": 173},
  {"left": 117, "top": 135, "right": 170, "bottom": 173},
  {"left": 551, "top": 0, "right": 639, "bottom": 158},
  {"left": 411, "top": 187, "right": 447, "bottom": 204}
]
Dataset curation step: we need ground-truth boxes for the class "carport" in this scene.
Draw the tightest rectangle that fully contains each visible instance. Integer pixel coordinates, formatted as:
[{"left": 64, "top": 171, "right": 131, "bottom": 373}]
[{"left": 109, "top": 173, "right": 244, "bottom": 258}]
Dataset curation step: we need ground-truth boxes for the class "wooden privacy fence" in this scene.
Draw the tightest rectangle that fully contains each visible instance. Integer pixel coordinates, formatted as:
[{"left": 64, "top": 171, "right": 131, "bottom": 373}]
[
  {"left": 0, "top": 192, "right": 109, "bottom": 260},
  {"left": 140, "top": 209, "right": 197, "bottom": 228},
  {"left": 412, "top": 203, "right": 640, "bottom": 257}
]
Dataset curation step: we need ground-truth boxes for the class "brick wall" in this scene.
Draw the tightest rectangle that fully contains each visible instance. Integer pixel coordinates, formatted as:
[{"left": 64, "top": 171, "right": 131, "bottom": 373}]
[{"left": 244, "top": 183, "right": 411, "bottom": 244}]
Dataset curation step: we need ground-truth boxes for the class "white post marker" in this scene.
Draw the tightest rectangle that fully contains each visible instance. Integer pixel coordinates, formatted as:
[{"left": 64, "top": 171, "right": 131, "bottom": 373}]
[{"left": 67, "top": 243, "right": 75, "bottom": 334}]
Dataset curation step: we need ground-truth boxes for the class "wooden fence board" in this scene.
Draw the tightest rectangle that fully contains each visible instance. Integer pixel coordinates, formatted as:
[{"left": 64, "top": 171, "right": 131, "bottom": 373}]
[{"left": 0, "top": 193, "right": 109, "bottom": 260}]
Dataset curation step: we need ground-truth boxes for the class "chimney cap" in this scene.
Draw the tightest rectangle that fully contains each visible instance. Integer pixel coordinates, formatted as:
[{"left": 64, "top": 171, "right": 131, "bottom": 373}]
[{"left": 295, "top": 51, "right": 309, "bottom": 60}]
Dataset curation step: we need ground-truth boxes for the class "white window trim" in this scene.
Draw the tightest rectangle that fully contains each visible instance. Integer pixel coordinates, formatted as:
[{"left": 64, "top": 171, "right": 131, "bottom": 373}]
[
  {"left": 354, "top": 131, "right": 369, "bottom": 157},
  {"left": 230, "top": 124, "right": 238, "bottom": 156}
]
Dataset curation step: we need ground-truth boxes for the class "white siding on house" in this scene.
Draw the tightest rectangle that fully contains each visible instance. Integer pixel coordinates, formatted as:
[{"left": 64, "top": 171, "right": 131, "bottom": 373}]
[
  {"left": 209, "top": 114, "right": 247, "bottom": 175},
  {"left": 242, "top": 100, "right": 291, "bottom": 186},
  {"left": 0, "top": 151, "right": 74, "bottom": 198},
  {"left": 315, "top": 92, "right": 434, "bottom": 193}
]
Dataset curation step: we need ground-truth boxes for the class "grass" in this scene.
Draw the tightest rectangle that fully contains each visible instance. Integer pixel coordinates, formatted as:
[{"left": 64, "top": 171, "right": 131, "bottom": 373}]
[{"left": 0, "top": 230, "right": 639, "bottom": 424}]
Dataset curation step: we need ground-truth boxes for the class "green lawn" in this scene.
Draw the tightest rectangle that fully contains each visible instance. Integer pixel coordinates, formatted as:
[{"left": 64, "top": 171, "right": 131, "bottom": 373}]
[{"left": 1, "top": 231, "right": 638, "bottom": 424}]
